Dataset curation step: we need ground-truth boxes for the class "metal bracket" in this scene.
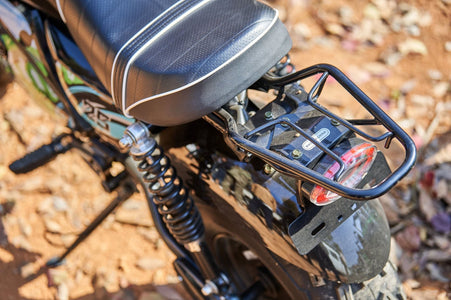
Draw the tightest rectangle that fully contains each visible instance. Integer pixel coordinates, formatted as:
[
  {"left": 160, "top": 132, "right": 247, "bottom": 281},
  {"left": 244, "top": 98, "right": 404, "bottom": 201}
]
[{"left": 207, "top": 64, "right": 416, "bottom": 201}]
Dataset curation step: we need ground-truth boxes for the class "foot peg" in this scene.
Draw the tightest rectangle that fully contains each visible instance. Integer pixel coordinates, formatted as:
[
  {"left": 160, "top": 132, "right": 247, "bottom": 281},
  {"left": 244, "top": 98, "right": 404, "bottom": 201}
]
[{"left": 9, "top": 134, "right": 72, "bottom": 174}]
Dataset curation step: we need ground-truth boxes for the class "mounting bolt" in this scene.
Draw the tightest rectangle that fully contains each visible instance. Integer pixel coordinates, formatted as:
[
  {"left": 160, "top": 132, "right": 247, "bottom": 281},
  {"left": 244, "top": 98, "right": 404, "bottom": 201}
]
[
  {"left": 201, "top": 280, "right": 218, "bottom": 296},
  {"left": 281, "top": 117, "right": 290, "bottom": 128},
  {"left": 264, "top": 164, "right": 274, "bottom": 175},
  {"left": 330, "top": 119, "right": 340, "bottom": 126},
  {"left": 264, "top": 111, "right": 273, "bottom": 120},
  {"left": 119, "top": 135, "right": 133, "bottom": 149},
  {"left": 292, "top": 149, "right": 302, "bottom": 159}
]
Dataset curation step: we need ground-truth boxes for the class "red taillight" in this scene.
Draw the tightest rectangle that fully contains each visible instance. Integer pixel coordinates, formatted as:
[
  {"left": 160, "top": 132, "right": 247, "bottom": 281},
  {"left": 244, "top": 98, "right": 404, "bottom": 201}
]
[{"left": 310, "top": 143, "right": 377, "bottom": 206}]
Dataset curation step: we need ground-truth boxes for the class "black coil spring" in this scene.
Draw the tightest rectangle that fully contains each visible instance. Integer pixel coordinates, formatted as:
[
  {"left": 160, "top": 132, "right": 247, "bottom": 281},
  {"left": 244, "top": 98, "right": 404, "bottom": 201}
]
[{"left": 134, "top": 141, "right": 204, "bottom": 244}]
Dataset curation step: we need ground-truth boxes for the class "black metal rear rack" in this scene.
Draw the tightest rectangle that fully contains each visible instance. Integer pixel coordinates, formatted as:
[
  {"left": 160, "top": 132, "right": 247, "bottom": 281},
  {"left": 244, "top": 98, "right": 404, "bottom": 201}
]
[{"left": 209, "top": 64, "right": 417, "bottom": 201}]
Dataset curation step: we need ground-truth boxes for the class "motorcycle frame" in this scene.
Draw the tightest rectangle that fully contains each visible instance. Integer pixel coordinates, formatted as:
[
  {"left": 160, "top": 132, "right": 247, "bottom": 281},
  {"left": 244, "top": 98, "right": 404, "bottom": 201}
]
[{"left": 0, "top": 1, "right": 409, "bottom": 297}]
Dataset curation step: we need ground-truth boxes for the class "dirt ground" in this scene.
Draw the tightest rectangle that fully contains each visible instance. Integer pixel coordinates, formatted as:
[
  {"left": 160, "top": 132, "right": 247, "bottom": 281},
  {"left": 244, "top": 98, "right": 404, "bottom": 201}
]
[{"left": 0, "top": 0, "right": 450, "bottom": 299}]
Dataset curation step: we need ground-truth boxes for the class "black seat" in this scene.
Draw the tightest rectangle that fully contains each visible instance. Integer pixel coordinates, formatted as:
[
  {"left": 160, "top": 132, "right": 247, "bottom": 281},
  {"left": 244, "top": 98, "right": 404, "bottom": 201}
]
[{"left": 55, "top": 0, "right": 292, "bottom": 126}]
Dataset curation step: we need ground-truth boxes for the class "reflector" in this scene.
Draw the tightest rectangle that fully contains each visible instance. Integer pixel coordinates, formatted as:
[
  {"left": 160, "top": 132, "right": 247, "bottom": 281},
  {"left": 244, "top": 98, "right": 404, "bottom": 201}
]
[{"left": 310, "top": 143, "right": 377, "bottom": 205}]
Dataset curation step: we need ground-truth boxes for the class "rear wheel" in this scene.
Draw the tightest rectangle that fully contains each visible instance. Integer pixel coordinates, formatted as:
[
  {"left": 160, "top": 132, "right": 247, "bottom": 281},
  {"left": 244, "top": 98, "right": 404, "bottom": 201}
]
[
  {"left": 213, "top": 235, "right": 291, "bottom": 299},
  {"left": 209, "top": 233, "right": 405, "bottom": 300},
  {"left": 343, "top": 261, "right": 406, "bottom": 300}
]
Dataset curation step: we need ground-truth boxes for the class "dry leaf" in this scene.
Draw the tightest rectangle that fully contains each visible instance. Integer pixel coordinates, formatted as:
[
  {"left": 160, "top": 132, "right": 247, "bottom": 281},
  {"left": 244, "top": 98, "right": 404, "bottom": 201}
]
[
  {"left": 396, "top": 225, "right": 421, "bottom": 251},
  {"left": 419, "top": 189, "right": 437, "bottom": 221}
]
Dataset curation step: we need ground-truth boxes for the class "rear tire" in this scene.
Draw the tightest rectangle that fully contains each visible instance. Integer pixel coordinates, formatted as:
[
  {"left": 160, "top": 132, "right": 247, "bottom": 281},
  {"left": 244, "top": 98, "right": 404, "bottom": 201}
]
[
  {"left": 342, "top": 260, "right": 406, "bottom": 300},
  {"left": 205, "top": 223, "right": 405, "bottom": 299}
]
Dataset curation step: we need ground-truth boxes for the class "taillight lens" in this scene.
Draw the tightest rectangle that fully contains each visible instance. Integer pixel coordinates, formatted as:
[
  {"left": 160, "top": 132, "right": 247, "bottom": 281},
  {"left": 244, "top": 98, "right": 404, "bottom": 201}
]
[{"left": 310, "top": 142, "right": 377, "bottom": 206}]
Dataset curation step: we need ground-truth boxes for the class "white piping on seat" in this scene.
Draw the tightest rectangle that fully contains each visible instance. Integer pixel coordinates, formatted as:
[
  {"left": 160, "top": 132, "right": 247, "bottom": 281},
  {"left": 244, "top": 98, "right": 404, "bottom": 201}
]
[
  {"left": 123, "top": 10, "right": 280, "bottom": 117},
  {"left": 121, "top": 0, "right": 212, "bottom": 117},
  {"left": 110, "top": 0, "right": 185, "bottom": 107}
]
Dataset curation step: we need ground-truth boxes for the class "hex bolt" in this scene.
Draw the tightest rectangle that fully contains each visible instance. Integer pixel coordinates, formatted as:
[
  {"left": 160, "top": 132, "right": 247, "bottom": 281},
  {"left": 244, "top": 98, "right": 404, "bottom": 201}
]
[
  {"left": 330, "top": 119, "right": 340, "bottom": 126},
  {"left": 264, "top": 164, "right": 274, "bottom": 175},
  {"left": 119, "top": 135, "right": 133, "bottom": 149},
  {"left": 292, "top": 149, "right": 302, "bottom": 159},
  {"left": 264, "top": 111, "right": 273, "bottom": 120}
]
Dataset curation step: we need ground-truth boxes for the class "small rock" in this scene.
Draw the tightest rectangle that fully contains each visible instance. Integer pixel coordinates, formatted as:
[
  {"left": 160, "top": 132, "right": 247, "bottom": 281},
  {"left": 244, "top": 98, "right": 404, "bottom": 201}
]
[
  {"left": 292, "top": 23, "right": 312, "bottom": 40},
  {"left": 338, "top": 6, "right": 354, "bottom": 26},
  {"left": 20, "top": 262, "right": 36, "bottom": 278},
  {"left": 136, "top": 257, "right": 165, "bottom": 271},
  {"left": 445, "top": 41, "right": 451, "bottom": 52},
  {"left": 418, "top": 12, "right": 432, "bottom": 27},
  {"left": 60, "top": 234, "right": 76, "bottom": 247},
  {"left": 401, "top": 8, "right": 420, "bottom": 27},
  {"left": 325, "top": 23, "right": 345, "bottom": 36},
  {"left": 48, "top": 269, "right": 69, "bottom": 286},
  {"left": 11, "top": 235, "right": 32, "bottom": 251},
  {"left": 56, "top": 283, "right": 69, "bottom": 300},
  {"left": 398, "top": 39, "right": 428, "bottom": 56},
  {"left": 44, "top": 219, "right": 62, "bottom": 233},
  {"left": 427, "top": 69, "right": 443, "bottom": 81},
  {"left": 52, "top": 196, "right": 69, "bottom": 212},
  {"left": 18, "top": 218, "right": 32, "bottom": 237},
  {"left": 379, "top": 47, "right": 402, "bottom": 66},
  {"left": 433, "top": 82, "right": 449, "bottom": 98},
  {"left": 364, "top": 4, "right": 380, "bottom": 20},
  {"left": 406, "top": 25, "right": 420, "bottom": 37}
]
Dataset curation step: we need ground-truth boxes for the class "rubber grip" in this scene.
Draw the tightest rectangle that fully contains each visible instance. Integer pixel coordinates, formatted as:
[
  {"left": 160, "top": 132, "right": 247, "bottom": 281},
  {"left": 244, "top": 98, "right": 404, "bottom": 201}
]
[{"left": 9, "top": 144, "right": 60, "bottom": 174}]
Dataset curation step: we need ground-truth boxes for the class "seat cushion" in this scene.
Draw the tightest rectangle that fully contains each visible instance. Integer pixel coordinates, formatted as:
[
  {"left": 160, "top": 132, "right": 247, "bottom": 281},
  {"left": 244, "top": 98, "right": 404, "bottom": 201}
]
[{"left": 56, "top": 0, "right": 292, "bottom": 126}]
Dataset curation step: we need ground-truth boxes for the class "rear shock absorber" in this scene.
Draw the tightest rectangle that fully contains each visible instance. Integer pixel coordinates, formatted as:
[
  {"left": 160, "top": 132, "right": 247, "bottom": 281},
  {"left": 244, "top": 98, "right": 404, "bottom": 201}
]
[{"left": 119, "top": 122, "right": 222, "bottom": 286}]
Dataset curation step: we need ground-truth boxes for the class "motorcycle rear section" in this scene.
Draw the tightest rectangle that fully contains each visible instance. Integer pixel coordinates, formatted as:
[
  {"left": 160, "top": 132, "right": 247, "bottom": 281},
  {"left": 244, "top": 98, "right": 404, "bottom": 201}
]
[{"left": 0, "top": 0, "right": 416, "bottom": 298}]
